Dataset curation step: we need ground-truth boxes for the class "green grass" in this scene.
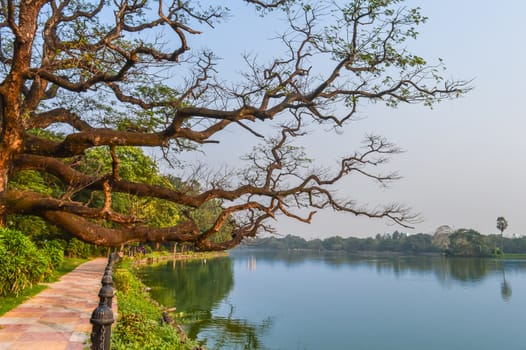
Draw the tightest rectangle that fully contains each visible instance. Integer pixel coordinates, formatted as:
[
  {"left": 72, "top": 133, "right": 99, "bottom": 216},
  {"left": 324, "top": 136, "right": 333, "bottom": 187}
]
[
  {"left": 0, "top": 284, "right": 47, "bottom": 316},
  {"left": 136, "top": 250, "right": 228, "bottom": 264},
  {"left": 0, "top": 257, "right": 88, "bottom": 316},
  {"left": 494, "top": 253, "right": 526, "bottom": 259},
  {"left": 47, "top": 257, "right": 88, "bottom": 282},
  {"left": 112, "top": 258, "right": 199, "bottom": 350}
]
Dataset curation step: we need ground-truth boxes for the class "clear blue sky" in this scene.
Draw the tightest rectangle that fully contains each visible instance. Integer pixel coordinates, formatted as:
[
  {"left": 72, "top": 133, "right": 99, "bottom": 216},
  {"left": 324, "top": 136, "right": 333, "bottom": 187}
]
[{"left": 180, "top": 0, "right": 526, "bottom": 238}]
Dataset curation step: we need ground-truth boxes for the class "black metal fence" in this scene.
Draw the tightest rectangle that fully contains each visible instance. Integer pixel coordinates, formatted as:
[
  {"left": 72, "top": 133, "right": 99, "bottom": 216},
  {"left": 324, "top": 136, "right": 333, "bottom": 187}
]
[{"left": 90, "top": 252, "right": 118, "bottom": 350}]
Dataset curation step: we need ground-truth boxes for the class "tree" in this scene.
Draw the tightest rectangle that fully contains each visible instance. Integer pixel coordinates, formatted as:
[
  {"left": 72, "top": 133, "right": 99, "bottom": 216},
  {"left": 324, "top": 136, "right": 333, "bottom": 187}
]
[
  {"left": 323, "top": 235, "right": 345, "bottom": 251},
  {"left": 432, "top": 225, "right": 453, "bottom": 253},
  {"left": 448, "top": 229, "right": 491, "bottom": 257},
  {"left": 0, "top": 1, "right": 468, "bottom": 250},
  {"left": 402, "top": 233, "right": 435, "bottom": 254},
  {"left": 496, "top": 216, "right": 508, "bottom": 253}
]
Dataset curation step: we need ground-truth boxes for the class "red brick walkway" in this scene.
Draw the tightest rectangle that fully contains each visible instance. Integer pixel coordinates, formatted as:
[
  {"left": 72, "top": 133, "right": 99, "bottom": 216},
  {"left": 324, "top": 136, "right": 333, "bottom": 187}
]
[{"left": 0, "top": 258, "right": 113, "bottom": 350}]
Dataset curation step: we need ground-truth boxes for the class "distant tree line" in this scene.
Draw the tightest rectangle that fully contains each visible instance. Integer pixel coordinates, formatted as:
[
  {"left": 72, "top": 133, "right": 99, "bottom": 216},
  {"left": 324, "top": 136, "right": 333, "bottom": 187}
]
[{"left": 243, "top": 228, "right": 526, "bottom": 257}]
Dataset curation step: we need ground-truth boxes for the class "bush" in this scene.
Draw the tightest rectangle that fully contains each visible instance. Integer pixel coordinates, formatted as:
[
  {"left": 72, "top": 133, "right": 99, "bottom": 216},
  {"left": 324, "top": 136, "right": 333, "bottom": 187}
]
[
  {"left": 113, "top": 268, "right": 135, "bottom": 294},
  {"left": 112, "top": 260, "right": 196, "bottom": 350},
  {"left": 41, "top": 240, "right": 65, "bottom": 270},
  {"left": 0, "top": 228, "right": 52, "bottom": 296},
  {"left": 65, "top": 237, "right": 92, "bottom": 258}
]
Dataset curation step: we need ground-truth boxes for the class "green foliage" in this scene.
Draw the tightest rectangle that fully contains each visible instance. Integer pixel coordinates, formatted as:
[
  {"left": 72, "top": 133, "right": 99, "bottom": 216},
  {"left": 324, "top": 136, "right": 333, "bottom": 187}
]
[
  {"left": 113, "top": 268, "right": 134, "bottom": 294},
  {"left": 403, "top": 233, "right": 436, "bottom": 253},
  {"left": 9, "top": 131, "right": 65, "bottom": 197},
  {"left": 112, "top": 260, "right": 197, "bottom": 350},
  {"left": 144, "top": 245, "right": 153, "bottom": 254},
  {"left": 75, "top": 146, "right": 181, "bottom": 229},
  {"left": 41, "top": 240, "right": 65, "bottom": 270},
  {"left": 449, "top": 229, "right": 491, "bottom": 257},
  {"left": 323, "top": 236, "right": 345, "bottom": 251},
  {"left": 496, "top": 217, "right": 508, "bottom": 233},
  {"left": 8, "top": 129, "right": 233, "bottom": 247},
  {"left": 0, "top": 284, "right": 47, "bottom": 316},
  {"left": 7, "top": 215, "right": 57, "bottom": 241},
  {"left": 0, "top": 257, "right": 87, "bottom": 315},
  {"left": 0, "top": 228, "right": 53, "bottom": 296},
  {"left": 248, "top": 229, "right": 521, "bottom": 258},
  {"left": 65, "top": 237, "right": 93, "bottom": 258},
  {"left": 9, "top": 170, "right": 55, "bottom": 195},
  {"left": 78, "top": 146, "right": 160, "bottom": 184},
  {"left": 246, "top": 231, "right": 497, "bottom": 256},
  {"left": 167, "top": 176, "right": 233, "bottom": 244}
]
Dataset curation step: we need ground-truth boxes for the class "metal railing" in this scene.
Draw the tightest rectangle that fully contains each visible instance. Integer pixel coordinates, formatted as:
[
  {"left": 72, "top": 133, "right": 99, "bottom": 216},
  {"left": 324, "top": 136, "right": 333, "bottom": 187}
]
[{"left": 90, "top": 252, "right": 118, "bottom": 350}]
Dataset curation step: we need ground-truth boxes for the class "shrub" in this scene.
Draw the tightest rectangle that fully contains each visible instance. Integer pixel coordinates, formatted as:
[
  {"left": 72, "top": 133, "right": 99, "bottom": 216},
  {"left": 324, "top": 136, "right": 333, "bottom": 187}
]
[
  {"left": 41, "top": 240, "right": 65, "bottom": 270},
  {"left": 0, "top": 228, "right": 52, "bottom": 296},
  {"left": 113, "top": 268, "right": 136, "bottom": 294},
  {"left": 65, "top": 237, "right": 92, "bottom": 258},
  {"left": 111, "top": 260, "right": 196, "bottom": 350}
]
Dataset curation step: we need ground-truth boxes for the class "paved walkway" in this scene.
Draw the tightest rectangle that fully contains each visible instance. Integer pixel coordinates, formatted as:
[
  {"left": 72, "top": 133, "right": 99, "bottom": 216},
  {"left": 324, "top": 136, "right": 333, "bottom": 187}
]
[{"left": 0, "top": 258, "right": 112, "bottom": 350}]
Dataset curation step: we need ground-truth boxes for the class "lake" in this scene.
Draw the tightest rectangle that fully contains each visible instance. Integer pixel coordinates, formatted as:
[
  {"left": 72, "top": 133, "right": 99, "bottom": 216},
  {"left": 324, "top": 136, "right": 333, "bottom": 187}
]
[{"left": 137, "top": 249, "right": 526, "bottom": 350}]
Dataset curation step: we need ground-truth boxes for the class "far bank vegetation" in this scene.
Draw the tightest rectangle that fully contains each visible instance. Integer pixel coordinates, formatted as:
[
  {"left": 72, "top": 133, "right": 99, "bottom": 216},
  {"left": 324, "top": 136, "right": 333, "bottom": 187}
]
[{"left": 244, "top": 226, "right": 525, "bottom": 257}]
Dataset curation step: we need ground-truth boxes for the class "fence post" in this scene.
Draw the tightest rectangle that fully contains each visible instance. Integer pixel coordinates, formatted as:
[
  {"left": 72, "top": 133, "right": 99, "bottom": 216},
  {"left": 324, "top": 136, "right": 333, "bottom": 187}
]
[
  {"left": 101, "top": 273, "right": 114, "bottom": 308},
  {"left": 90, "top": 301, "right": 114, "bottom": 350},
  {"left": 90, "top": 252, "right": 119, "bottom": 350}
]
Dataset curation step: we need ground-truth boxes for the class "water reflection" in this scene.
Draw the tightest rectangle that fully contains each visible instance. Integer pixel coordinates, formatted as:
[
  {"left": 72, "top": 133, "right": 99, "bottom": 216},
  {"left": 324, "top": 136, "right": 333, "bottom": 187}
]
[
  {"left": 138, "top": 258, "right": 233, "bottom": 310},
  {"left": 500, "top": 262, "right": 512, "bottom": 302},
  {"left": 247, "top": 255, "right": 257, "bottom": 272},
  {"left": 138, "top": 257, "right": 271, "bottom": 349},
  {"left": 138, "top": 251, "right": 525, "bottom": 349},
  {"left": 233, "top": 249, "right": 526, "bottom": 305},
  {"left": 192, "top": 305, "right": 272, "bottom": 350},
  {"left": 233, "top": 249, "right": 520, "bottom": 290},
  {"left": 446, "top": 258, "right": 488, "bottom": 283}
]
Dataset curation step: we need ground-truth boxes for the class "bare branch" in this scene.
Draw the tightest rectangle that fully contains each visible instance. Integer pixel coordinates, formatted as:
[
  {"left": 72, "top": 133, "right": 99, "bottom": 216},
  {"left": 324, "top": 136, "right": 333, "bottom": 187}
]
[{"left": 0, "top": 0, "right": 469, "bottom": 249}]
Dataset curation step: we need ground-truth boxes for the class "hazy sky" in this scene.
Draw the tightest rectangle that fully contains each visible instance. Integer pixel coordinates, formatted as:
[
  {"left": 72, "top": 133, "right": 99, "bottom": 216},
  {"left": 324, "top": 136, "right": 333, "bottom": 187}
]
[{"left": 181, "top": 0, "right": 526, "bottom": 239}]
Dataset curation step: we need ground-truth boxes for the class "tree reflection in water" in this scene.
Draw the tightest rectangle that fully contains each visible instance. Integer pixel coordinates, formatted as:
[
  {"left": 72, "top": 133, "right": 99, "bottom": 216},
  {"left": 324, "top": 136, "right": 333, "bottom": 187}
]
[
  {"left": 500, "top": 262, "right": 512, "bottom": 302},
  {"left": 232, "top": 249, "right": 521, "bottom": 301},
  {"left": 188, "top": 305, "right": 272, "bottom": 350},
  {"left": 138, "top": 257, "right": 271, "bottom": 349},
  {"left": 138, "top": 251, "right": 523, "bottom": 349}
]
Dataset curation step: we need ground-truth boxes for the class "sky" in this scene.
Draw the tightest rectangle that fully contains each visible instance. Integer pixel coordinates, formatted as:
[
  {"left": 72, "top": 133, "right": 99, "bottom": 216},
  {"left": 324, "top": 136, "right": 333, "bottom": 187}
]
[{"left": 179, "top": 0, "right": 526, "bottom": 239}]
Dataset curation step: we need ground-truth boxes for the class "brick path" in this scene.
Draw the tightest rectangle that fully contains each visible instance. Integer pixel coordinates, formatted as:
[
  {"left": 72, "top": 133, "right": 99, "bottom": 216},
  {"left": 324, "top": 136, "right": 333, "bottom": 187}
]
[{"left": 0, "top": 258, "right": 112, "bottom": 350}]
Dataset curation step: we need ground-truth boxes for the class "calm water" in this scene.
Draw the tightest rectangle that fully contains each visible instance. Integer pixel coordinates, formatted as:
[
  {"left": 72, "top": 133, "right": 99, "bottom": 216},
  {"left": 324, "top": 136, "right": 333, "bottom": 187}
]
[{"left": 138, "top": 250, "right": 526, "bottom": 349}]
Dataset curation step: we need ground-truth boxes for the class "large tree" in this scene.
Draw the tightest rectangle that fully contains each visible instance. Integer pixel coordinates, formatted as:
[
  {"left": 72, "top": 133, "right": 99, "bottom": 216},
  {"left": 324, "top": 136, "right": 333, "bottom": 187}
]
[{"left": 0, "top": 0, "right": 467, "bottom": 250}]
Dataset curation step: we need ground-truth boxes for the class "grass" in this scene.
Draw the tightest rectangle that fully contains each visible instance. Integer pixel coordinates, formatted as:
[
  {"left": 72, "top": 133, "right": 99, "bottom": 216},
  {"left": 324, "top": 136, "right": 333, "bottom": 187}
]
[
  {"left": 111, "top": 258, "right": 199, "bottom": 350},
  {"left": 135, "top": 250, "right": 228, "bottom": 265},
  {"left": 494, "top": 253, "right": 526, "bottom": 259},
  {"left": 47, "top": 257, "right": 88, "bottom": 282},
  {"left": 0, "top": 284, "right": 48, "bottom": 316},
  {"left": 0, "top": 257, "right": 87, "bottom": 316}
]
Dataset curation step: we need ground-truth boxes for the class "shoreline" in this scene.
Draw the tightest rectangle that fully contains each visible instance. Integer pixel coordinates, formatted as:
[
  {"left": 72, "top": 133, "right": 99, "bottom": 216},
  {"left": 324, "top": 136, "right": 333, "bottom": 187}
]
[
  {"left": 236, "top": 246, "right": 526, "bottom": 259},
  {"left": 132, "top": 250, "right": 229, "bottom": 266}
]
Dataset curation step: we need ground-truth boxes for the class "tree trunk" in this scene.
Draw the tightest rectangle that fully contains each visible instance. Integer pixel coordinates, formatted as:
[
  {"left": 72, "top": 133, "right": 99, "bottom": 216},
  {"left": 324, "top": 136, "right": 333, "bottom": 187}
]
[
  {"left": 0, "top": 162, "right": 7, "bottom": 227},
  {"left": 0, "top": 141, "right": 13, "bottom": 227},
  {"left": 501, "top": 231, "right": 504, "bottom": 254},
  {"left": 0, "top": 94, "right": 8, "bottom": 227}
]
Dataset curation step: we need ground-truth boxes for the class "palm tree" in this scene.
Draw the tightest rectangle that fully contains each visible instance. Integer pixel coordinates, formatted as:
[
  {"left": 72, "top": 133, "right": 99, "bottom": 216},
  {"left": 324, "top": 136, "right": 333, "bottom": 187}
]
[{"left": 496, "top": 217, "right": 508, "bottom": 254}]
